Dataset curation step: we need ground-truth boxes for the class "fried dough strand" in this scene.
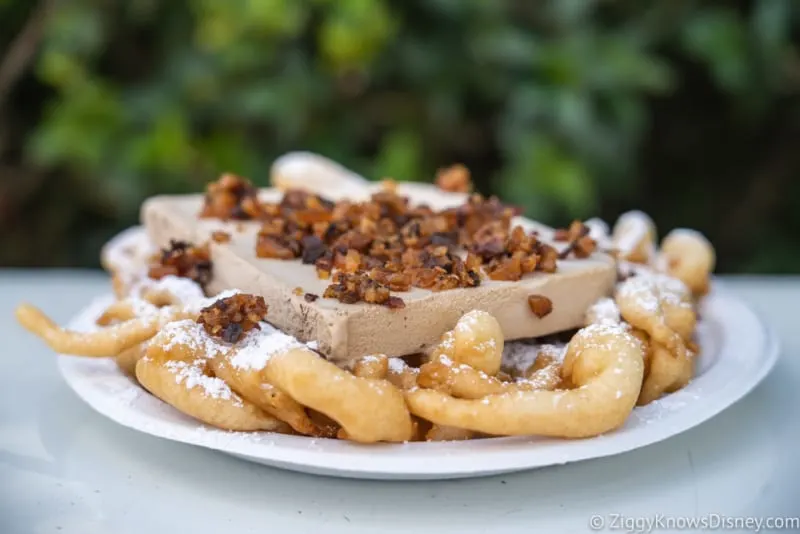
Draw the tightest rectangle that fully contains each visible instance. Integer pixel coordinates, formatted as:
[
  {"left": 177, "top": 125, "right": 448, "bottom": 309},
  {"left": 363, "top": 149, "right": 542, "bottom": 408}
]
[
  {"left": 264, "top": 347, "right": 414, "bottom": 443},
  {"left": 135, "top": 321, "right": 289, "bottom": 432},
  {"left": 406, "top": 324, "right": 644, "bottom": 438},
  {"left": 15, "top": 303, "right": 190, "bottom": 357}
]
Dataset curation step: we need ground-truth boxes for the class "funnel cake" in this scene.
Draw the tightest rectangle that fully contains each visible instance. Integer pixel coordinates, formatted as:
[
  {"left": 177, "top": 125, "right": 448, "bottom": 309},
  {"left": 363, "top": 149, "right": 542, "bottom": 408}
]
[{"left": 142, "top": 155, "right": 616, "bottom": 362}]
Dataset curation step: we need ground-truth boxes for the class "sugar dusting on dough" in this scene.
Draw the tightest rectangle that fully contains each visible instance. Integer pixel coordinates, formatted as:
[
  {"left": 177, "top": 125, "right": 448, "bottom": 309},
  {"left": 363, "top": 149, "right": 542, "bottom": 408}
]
[
  {"left": 584, "top": 218, "right": 611, "bottom": 248},
  {"left": 502, "top": 341, "right": 566, "bottom": 375},
  {"left": 61, "top": 293, "right": 709, "bottom": 454},
  {"left": 455, "top": 310, "right": 484, "bottom": 333},
  {"left": 586, "top": 297, "right": 621, "bottom": 325},
  {"left": 229, "top": 323, "right": 303, "bottom": 371},
  {"left": 616, "top": 271, "right": 691, "bottom": 313},
  {"left": 160, "top": 320, "right": 226, "bottom": 356},
  {"left": 387, "top": 357, "right": 407, "bottom": 373},
  {"left": 164, "top": 358, "right": 234, "bottom": 401},
  {"left": 613, "top": 211, "right": 653, "bottom": 255},
  {"left": 102, "top": 226, "right": 154, "bottom": 276},
  {"left": 133, "top": 275, "right": 205, "bottom": 304},
  {"left": 616, "top": 276, "right": 660, "bottom": 313}
]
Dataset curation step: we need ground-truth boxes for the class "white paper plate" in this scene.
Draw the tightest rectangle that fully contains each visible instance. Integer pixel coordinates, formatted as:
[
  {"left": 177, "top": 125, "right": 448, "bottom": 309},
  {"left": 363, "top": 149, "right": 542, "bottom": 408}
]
[{"left": 58, "top": 285, "right": 779, "bottom": 480}]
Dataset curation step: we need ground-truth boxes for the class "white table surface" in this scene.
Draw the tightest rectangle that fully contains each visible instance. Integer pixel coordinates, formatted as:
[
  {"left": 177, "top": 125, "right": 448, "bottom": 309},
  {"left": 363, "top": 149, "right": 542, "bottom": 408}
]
[{"left": 1, "top": 271, "right": 798, "bottom": 534}]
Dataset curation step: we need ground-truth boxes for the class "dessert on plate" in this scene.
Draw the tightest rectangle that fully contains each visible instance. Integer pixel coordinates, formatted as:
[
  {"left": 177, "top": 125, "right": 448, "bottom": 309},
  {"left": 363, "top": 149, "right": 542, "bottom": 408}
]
[{"left": 15, "top": 152, "right": 716, "bottom": 443}]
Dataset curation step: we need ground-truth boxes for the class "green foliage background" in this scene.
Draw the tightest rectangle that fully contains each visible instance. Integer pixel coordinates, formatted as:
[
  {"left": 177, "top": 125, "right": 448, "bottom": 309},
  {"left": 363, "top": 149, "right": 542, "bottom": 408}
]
[{"left": 0, "top": 0, "right": 798, "bottom": 272}]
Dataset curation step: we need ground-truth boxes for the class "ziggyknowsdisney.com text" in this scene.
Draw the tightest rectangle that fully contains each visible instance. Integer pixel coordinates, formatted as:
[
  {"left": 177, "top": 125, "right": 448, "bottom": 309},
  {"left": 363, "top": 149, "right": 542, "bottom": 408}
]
[{"left": 589, "top": 513, "right": 800, "bottom": 532}]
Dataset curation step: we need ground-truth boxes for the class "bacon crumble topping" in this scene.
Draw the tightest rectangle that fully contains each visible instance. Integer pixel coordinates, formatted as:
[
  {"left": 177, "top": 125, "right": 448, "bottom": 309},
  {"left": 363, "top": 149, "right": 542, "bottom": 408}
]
[
  {"left": 527, "top": 294, "right": 553, "bottom": 318},
  {"left": 553, "top": 220, "right": 597, "bottom": 259},
  {"left": 435, "top": 164, "right": 472, "bottom": 193},
  {"left": 197, "top": 294, "right": 269, "bottom": 343},
  {"left": 200, "top": 173, "right": 263, "bottom": 220},
  {"left": 211, "top": 230, "right": 231, "bottom": 243},
  {"left": 198, "top": 173, "right": 597, "bottom": 308},
  {"left": 148, "top": 240, "right": 213, "bottom": 288}
]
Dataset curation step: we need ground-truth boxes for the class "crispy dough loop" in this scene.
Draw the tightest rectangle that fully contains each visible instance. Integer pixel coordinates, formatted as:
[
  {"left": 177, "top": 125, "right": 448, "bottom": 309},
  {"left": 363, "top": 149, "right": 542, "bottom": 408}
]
[
  {"left": 96, "top": 299, "right": 158, "bottom": 326},
  {"left": 264, "top": 347, "right": 414, "bottom": 443},
  {"left": 135, "top": 321, "right": 289, "bottom": 432},
  {"left": 426, "top": 425, "right": 474, "bottom": 441},
  {"left": 406, "top": 324, "right": 645, "bottom": 438},
  {"left": 612, "top": 211, "right": 657, "bottom": 264},
  {"left": 614, "top": 274, "right": 693, "bottom": 361},
  {"left": 385, "top": 357, "right": 419, "bottom": 390},
  {"left": 352, "top": 354, "right": 389, "bottom": 379},
  {"left": 637, "top": 339, "right": 695, "bottom": 406},
  {"left": 15, "top": 303, "right": 190, "bottom": 357},
  {"left": 659, "top": 229, "right": 716, "bottom": 296},
  {"left": 417, "top": 311, "right": 561, "bottom": 399},
  {"left": 116, "top": 343, "right": 147, "bottom": 377},
  {"left": 210, "top": 352, "right": 328, "bottom": 437},
  {"left": 450, "top": 310, "right": 504, "bottom": 375}
]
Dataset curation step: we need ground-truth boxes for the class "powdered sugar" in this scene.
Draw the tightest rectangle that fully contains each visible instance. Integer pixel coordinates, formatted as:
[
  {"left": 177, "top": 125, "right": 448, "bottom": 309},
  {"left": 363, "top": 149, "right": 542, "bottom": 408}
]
[
  {"left": 579, "top": 322, "right": 630, "bottom": 340},
  {"left": 502, "top": 341, "right": 566, "bottom": 375},
  {"left": 128, "top": 298, "right": 160, "bottom": 317},
  {"left": 616, "top": 271, "right": 692, "bottom": 313},
  {"left": 132, "top": 275, "right": 205, "bottom": 304},
  {"left": 387, "top": 357, "right": 407, "bottom": 373},
  {"left": 586, "top": 297, "right": 621, "bottom": 326},
  {"left": 613, "top": 210, "right": 654, "bottom": 255},
  {"left": 616, "top": 275, "right": 660, "bottom": 313},
  {"left": 164, "top": 358, "right": 234, "bottom": 401},
  {"left": 159, "top": 320, "right": 227, "bottom": 356},
  {"left": 102, "top": 226, "right": 154, "bottom": 275},
  {"left": 228, "top": 323, "right": 303, "bottom": 371},
  {"left": 456, "top": 310, "right": 484, "bottom": 332},
  {"left": 584, "top": 218, "right": 612, "bottom": 248}
]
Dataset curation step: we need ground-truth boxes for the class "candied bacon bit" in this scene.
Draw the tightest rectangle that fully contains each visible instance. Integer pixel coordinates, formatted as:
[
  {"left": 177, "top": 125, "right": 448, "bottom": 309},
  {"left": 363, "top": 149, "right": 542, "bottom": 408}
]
[
  {"left": 381, "top": 179, "right": 398, "bottom": 193},
  {"left": 256, "top": 233, "right": 300, "bottom": 259},
  {"left": 304, "top": 293, "right": 319, "bottom": 302},
  {"left": 322, "top": 272, "right": 403, "bottom": 308},
  {"left": 200, "top": 173, "right": 263, "bottom": 220},
  {"left": 385, "top": 296, "right": 406, "bottom": 309},
  {"left": 435, "top": 164, "right": 472, "bottom": 193},
  {"left": 535, "top": 243, "right": 559, "bottom": 273},
  {"left": 573, "top": 235, "right": 597, "bottom": 258},
  {"left": 197, "top": 294, "right": 268, "bottom": 343},
  {"left": 486, "top": 255, "right": 523, "bottom": 281},
  {"left": 343, "top": 249, "right": 362, "bottom": 273},
  {"left": 527, "top": 295, "right": 553, "bottom": 318},
  {"left": 301, "top": 235, "right": 328, "bottom": 264},
  {"left": 211, "top": 230, "right": 231, "bottom": 244},
  {"left": 196, "top": 168, "right": 604, "bottom": 307},
  {"left": 555, "top": 221, "right": 597, "bottom": 260},
  {"left": 148, "top": 240, "right": 213, "bottom": 288}
]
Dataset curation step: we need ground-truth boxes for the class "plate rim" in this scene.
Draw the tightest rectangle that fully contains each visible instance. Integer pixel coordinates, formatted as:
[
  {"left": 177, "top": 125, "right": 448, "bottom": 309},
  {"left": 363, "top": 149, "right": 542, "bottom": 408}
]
[{"left": 57, "top": 285, "right": 781, "bottom": 480}]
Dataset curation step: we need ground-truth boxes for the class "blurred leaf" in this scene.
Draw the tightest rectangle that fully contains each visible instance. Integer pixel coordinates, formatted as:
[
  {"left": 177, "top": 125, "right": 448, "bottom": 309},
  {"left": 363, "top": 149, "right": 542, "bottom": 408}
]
[
  {"left": 319, "top": 0, "right": 397, "bottom": 69},
  {"left": 372, "top": 129, "right": 423, "bottom": 182},
  {"left": 44, "top": 3, "right": 105, "bottom": 57},
  {"left": 501, "top": 136, "right": 597, "bottom": 219},
  {"left": 127, "top": 111, "right": 193, "bottom": 174},
  {"left": 4, "top": 0, "right": 798, "bottom": 272},
  {"left": 681, "top": 9, "right": 749, "bottom": 94},
  {"left": 29, "top": 80, "right": 124, "bottom": 170},
  {"left": 37, "top": 49, "right": 86, "bottom": 89},
  {"left": 591, "top": 37, "right": 673, "bottom": 93}
]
